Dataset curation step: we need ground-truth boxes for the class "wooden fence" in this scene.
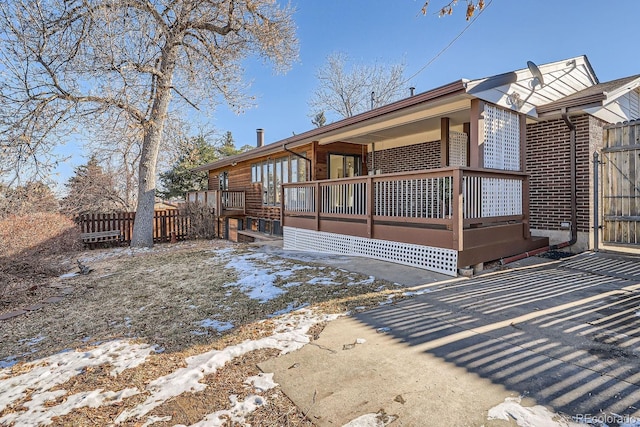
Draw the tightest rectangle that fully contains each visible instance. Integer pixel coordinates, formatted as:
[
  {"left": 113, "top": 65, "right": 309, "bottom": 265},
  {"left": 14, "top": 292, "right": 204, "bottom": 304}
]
[
  {"left": 602, "top": 120, "right": 640, "bottom": 245},
  {"left": 77, "top": 210, "right": 204, "bottom": 244}
]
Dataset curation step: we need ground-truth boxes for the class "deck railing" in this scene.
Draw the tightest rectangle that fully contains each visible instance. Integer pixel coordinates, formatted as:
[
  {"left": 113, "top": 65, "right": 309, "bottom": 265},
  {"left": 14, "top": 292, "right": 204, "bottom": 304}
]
[
  {"left": 282, "top": 167, "right": 528, "bottom": 252},
  {"left": 186, "top": 190, "right": 246, "bottom": 215}
]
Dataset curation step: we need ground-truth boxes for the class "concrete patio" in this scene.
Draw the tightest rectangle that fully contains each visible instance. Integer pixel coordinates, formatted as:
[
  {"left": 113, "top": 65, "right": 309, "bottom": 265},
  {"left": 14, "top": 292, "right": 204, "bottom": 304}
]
[{"left": 260, "top": 251, "right": 640, "bottom": 426}]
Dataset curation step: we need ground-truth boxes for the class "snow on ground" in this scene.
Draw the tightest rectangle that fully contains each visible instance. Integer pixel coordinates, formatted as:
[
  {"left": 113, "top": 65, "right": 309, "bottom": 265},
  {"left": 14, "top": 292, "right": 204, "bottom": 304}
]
[
  {"left": 0, "top": 341, "right": 154, "bottom": 425},
  {"left": 341, "top": 412, "right": 397, "bottom": 427},
  {"left": 196, "top": 319, "right": 234, "bottom": 333},
  {"left": 176, "top": 394, "right": 267, "bottom": 427},
  {"left": 487, "top": 397, "right": 586, "bottom": 427},
  {"left": 211, "top": 248, "right": 381, "bottom": 303},
  {"left": 213, "top": 250, "right": 285, "bottom": 303},
  {"left": 115, "top": 308, "right": 338, "bottom": 424},
  {"left": 0, "top": 308, "right": 338, "bottom": 426}
]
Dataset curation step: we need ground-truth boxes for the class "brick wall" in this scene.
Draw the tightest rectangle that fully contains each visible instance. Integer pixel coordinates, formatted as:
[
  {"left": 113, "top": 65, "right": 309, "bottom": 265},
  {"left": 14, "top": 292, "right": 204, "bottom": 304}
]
[
  {"left": 366, "top": 140, "right": 441, "bottom": 174},
  {"left": 526, "top": 114, "right": 605, "bottom": 233}
]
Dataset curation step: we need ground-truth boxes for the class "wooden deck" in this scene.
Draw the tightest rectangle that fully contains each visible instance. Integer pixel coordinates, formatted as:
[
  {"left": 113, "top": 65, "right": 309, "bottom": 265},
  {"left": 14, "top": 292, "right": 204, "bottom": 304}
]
[
  {"left": 186, "top": 190, "right": 246, "bottom": 216},
  {"left": 282, "top": 167, "right": 548, "bottom": 270}
]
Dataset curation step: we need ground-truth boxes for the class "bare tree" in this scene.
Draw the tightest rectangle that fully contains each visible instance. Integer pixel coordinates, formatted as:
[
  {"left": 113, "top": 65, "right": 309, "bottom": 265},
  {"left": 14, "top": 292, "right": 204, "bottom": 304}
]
[
  {"left": 0, "top": 0, "right": 298, "bottom": 247},
  {"left": 309, "top": 52, "right": 406, "bottom": 122},
  {"left": 0, "top": 181, "right": 59, "bottom": 219},
  {"left": 422, "top": 0, "right": 485, "bottom": 20},
  {"left": 311, "top": 111, "right": 326, "bottom": 128}
]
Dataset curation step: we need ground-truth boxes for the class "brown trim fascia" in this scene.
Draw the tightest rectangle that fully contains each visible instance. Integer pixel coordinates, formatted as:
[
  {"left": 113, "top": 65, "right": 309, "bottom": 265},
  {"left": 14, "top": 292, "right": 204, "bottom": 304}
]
[
  {"left": 192, "top": 80, "right": 467, "bottom": 172},
  {"left": 536, "top": 93, "right": 606, "bottom": 116}
]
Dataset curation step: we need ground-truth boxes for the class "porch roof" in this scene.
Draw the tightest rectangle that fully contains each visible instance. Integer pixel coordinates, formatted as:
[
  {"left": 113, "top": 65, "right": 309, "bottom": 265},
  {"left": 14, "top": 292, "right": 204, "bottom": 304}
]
[
  {"left": 464, "top": 55, "right": 598, "bottom": 118},
  {"left": 193, "top": 55, "right": 604, "bottom": 173},
  {"left": 192, "top": 80, "right": 467, "bottom": 172},
  {"left": 536, "top": 74, "right": 640, "bottom": 123}
]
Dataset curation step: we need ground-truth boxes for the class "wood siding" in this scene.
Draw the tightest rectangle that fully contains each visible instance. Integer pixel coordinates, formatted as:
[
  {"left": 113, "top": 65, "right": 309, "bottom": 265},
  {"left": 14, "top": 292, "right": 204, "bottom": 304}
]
[
  {"left": 313, "top": 141, "right": 369, "bottom": 180},
  {"left": 206, "top": 141, "right": 370, "bottom": 220},
  {"left": 208, "top": 144, "right": 312, "bottom": 220}
]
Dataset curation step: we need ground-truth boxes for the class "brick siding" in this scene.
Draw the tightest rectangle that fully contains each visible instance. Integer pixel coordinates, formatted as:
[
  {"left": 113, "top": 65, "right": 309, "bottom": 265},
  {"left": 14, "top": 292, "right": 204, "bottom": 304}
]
[
  {"left": 366, "top": 140, "right": 441, "bottom": 174},
  {"left": 527, "top": 115, "right": 605, "bottom": 233}
]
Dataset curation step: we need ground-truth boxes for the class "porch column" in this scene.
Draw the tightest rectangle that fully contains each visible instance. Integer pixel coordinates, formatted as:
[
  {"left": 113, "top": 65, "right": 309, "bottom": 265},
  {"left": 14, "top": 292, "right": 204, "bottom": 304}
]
[
  {"left": 519, "top": 113, "right": 527, "bottom": 172},
  {"left": 463, "top": 122, "right": 471, "bottom": 167},
  {"left": 440, "top": 117, "right": 450, "bottom": 167},
  {"left": 452, "top": 168, "right": 464, "bottom": 251},
  {"left": 469, "top": 99, "right": 484, "bottom": 168},
  {"left": 311, "top": 141, "right": 318, "bottom": 181}
]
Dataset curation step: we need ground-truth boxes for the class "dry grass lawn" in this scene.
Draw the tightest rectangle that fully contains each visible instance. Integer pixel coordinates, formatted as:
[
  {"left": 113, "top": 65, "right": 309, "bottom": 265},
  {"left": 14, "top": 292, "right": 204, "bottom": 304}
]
[{"left": 1, "top": 237, "right": 410, "bottom": 426}]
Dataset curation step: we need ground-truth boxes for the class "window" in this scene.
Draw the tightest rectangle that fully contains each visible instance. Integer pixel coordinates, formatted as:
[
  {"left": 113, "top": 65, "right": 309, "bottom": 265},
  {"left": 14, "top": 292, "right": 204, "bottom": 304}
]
[
  {"left": 251, "top": 163, "right": 261, "bottom": 183},
  {"left": 255, "top": 154, "right": 308, "bottom": 205},
  {"left": 275, "top": 158, "right": 283, "bottom": 203},
  {"left": 218, "top": 171, "right": 228, "bottom": 191}
]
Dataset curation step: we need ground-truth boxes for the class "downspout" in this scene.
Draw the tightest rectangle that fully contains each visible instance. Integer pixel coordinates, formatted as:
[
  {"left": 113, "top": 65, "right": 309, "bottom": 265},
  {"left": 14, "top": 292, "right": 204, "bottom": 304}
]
[
  {"left": 559, "top": 110, "right": 578, "bottom": 248},
  {"left": 283, "top": 142, "right": 312, "bottom": 182},
  {"left": 500, "top": 110, "right": 578, "bottom": 266}
]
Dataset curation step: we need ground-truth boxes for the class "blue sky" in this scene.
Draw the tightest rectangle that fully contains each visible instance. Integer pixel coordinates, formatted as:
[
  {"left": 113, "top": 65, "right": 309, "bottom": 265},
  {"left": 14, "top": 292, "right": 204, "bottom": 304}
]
[{"left": 53, "top": 0, "right": 640, "bottom": 188}]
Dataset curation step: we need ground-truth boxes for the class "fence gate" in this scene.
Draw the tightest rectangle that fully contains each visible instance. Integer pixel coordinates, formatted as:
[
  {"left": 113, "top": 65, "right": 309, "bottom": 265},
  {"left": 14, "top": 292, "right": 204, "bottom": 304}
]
[{"left": 601, "top": 120, "right": 640, "bottom": 246}]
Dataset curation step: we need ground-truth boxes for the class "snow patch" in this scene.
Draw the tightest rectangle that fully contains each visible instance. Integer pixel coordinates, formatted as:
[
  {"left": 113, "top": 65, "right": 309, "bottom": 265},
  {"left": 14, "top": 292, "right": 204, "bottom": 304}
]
[
  {"left": 59, "top": 272, "right": 78, "bottom": 279},
  {"left": 244, "top": 372, "right": 278, "bottom": 392},
  {"left": 1, "top": 387, "right": 139, "bottom": 426},
  {"left": 307, "top": 277, "right": 340, "bottom": 285},
  {"left": 0, "top": 341, "right": 153, "bottom": 423},
  {"left": 115, "top": 309, "right": 339, "bottom": 423},
  {"left": 488, "top": 397, "right": 585, "bottom": 427},
  {"left": 198, "top": 319, "right": 234, "bottom": 333},
  {"left": 402, "top": 288, "right": 431, "bottom": 297},
  {"left": 342, "top": 412, "right": 398, "bottom": 427},
  {"left": 18, "top": 335, "right": 46, "bottom": 346},
  {"left": 177, "top": 394, "right": 267, "bottom": 427},
  {"left": 222, "top": 252, "right": 286, "bottom": 303},
  {"left": 270, "top": 302, "right": 309, "bottom": 317}
]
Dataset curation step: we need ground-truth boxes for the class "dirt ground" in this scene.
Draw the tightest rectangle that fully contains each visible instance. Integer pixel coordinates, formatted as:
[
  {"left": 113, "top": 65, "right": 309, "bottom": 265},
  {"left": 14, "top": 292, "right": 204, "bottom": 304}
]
[{"left": 0, "top": 239, "right": 410, "bottom": 426}]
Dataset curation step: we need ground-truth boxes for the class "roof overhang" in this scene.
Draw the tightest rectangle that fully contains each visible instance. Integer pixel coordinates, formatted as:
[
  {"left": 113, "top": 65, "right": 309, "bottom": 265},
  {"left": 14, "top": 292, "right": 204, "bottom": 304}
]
[
  {"left": 192, "top": 80, "right": 467, "bottom": 172},
  {"left": 465, "top": 55, "right": 598, "bottom": 118},
  {"left": 536, "top": 76, "right": 640, "bottom": 122}
]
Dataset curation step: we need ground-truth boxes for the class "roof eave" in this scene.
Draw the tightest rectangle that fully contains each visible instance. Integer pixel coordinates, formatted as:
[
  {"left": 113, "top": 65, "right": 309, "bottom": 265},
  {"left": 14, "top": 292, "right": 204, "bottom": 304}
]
[
  {"left": 536, "top": 93, "right": 606, "bottom": 116},
  {"left": 192, "top": 79, "right": 467, "bottom": 172}
]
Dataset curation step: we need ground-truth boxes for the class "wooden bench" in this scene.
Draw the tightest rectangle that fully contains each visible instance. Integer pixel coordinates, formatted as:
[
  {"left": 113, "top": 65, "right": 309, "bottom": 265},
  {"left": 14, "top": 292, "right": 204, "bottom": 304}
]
[{"left": 81, "top": 230, "right": 123, "bottom": 247}]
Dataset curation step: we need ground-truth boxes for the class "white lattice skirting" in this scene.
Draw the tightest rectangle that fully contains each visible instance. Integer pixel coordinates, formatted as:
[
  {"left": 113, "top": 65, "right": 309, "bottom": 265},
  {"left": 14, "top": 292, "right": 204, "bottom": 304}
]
[{"left": 283, "top": 226, "right": 458, "bottom": 276}]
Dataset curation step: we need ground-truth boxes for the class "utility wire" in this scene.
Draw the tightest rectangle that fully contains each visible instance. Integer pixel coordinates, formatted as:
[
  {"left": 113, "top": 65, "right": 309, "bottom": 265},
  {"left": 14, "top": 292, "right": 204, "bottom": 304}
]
[{"left": 404, "top": 0, "right": 493, "bottom": 85}]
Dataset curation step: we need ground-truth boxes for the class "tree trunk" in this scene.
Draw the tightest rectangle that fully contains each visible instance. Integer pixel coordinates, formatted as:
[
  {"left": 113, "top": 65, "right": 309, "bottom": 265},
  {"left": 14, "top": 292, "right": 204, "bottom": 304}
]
[{"left": 130, "top": 48, "right": 177, "bottom": 248}]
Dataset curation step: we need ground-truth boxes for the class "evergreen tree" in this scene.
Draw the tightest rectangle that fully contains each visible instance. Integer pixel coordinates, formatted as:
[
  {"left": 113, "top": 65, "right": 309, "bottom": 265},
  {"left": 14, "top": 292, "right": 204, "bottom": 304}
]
[
  {"left": 61, "top": 156, "right": 125, "bottom": 216},
  {"left": 158, "top": 136, "right": 219, "bottom": 199}
]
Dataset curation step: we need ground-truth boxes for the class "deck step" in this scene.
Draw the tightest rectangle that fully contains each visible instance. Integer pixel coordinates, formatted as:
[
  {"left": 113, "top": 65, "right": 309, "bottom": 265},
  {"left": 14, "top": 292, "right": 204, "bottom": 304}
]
[{"left": 237, "top": 230, "right": 282, "bottom": 243}]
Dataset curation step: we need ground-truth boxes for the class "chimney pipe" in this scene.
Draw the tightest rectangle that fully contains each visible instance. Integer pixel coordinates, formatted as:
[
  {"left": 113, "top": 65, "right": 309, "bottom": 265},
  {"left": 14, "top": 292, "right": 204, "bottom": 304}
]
[
  {"left": 256, "top": 128, "right": 264, "bottom": 147},
  {"left": 410, "top": 87, "right": 415, "bottom": 96}
]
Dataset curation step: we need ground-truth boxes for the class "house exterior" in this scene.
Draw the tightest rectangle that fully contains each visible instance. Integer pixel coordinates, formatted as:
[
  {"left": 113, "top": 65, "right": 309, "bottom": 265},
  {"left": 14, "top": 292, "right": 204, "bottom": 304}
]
[{"left": 192, "top": 55, "right": 640, "bottom": 275}]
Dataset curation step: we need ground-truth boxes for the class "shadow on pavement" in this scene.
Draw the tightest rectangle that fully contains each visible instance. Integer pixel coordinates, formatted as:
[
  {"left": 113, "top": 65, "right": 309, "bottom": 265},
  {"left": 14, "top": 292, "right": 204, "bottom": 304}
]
[{"left": 354, "top": 252, "right": 640, "bottom": 422}]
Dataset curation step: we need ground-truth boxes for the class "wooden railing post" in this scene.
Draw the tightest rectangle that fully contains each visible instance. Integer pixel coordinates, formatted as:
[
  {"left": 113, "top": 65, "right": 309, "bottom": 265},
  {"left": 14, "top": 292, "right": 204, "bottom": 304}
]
[
  {"left": 522, "top": 175, "right": 531, "bottom": 239},
  {"left": 367, "top": 176, "right": 374, "bottom": 238},
  {"left": 314, "top": 181, "right": 320, "bottom": 231},
  {"left": 280, "top": 186, "right": 284, "bottom": 225},
  {"left": 452, "top": 168, "right": 464, "bottom": 251}
]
